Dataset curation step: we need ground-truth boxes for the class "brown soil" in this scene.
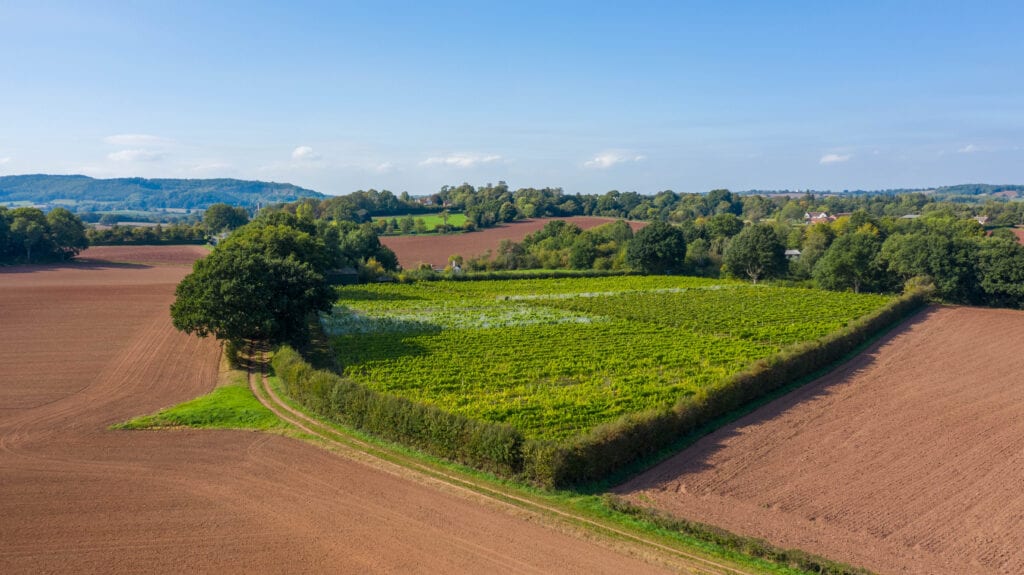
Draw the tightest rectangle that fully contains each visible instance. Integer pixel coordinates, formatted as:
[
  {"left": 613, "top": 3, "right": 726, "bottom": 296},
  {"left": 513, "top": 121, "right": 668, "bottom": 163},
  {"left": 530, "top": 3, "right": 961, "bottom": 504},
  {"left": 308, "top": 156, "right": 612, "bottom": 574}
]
[
  {"left": 616, "top": 306, "right": 1024, "bottom": 575},
  {"left": 0, "top": 246, "right": 671, "bottom": 574},
  {"left": 382, "top": 216, "right": 646, "bottom": 268}
]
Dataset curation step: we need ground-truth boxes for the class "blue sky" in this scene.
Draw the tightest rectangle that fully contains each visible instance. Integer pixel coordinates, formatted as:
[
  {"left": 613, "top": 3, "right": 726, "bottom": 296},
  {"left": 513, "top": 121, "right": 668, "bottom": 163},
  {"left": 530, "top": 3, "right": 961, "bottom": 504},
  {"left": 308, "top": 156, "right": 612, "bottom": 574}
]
[{"left": 1, "top": 1, "right": 1022, "bottom": 195}]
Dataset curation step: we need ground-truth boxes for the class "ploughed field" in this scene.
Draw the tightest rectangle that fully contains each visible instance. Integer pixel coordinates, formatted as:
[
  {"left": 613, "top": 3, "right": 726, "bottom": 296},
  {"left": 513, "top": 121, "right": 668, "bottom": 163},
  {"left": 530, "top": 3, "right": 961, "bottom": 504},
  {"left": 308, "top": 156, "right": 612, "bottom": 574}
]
[
  {"left": 323, "top": 277, "right": 893, "bottom": 440},
  {"left": 616, "top": 306, "right": 1024, "bottom": 575},
  {"left": 381, "top": 216, "right": 646, "bottom": 268},
  {"left": 0, "top": 245, "right": 672, "bottom": 574}
]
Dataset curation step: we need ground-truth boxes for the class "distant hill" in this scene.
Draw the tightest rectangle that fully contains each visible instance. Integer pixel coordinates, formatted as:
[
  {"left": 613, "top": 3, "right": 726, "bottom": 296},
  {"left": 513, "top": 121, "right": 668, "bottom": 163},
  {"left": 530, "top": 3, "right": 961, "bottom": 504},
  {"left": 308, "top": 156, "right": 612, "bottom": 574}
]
[
  {"left": 0, "top": 174, "right": 324, "bottom": 212},
  {"left": 932, "top": 183, "right": 1024, "bottom": 196}
]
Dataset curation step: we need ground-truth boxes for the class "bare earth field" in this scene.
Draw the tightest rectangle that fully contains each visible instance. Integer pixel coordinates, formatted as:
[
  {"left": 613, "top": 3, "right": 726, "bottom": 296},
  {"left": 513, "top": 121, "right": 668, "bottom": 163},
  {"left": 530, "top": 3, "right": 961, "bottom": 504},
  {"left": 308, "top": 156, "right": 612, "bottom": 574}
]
[
  {"left": 0, "top": 246, "right": 671, "bottom": 574},
  {"left": 617, "top": 306, "right": 1024, "bottom": 575},
  {"left": 382, "top": 216, "right": 646, "bottom": 268}
]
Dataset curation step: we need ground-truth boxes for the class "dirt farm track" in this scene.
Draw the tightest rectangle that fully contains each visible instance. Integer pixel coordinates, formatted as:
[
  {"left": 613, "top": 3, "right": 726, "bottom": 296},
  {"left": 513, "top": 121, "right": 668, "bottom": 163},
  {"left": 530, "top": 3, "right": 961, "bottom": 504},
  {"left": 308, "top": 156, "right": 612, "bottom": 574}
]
[
  {"left": 618, "top": 306, "right": 1024, "bottom": 575},
  {"left": 0, "top": 246, "right": 671, "bottom": 574}
]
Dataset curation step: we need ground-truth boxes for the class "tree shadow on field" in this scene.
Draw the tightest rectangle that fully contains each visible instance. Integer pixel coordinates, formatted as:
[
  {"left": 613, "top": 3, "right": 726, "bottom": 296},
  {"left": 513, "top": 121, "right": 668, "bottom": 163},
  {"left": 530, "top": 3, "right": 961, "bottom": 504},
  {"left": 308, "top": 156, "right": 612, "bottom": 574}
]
[
  {"left": 611, "top": 306, "right": 939, "bottom": 494},
  {"left": 326, "top": 316, "right": 442, "bottom": 375},
  {"left": 0, "top": 259, "right": 152, "bottom": 274}
]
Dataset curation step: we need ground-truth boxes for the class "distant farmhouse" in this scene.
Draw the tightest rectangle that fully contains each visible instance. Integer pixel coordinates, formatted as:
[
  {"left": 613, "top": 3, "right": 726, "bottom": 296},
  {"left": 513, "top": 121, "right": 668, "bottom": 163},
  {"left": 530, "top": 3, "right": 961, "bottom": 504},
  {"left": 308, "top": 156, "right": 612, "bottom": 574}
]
[{"left": 804, "top": 211, "right": 835, "bottom": 225}]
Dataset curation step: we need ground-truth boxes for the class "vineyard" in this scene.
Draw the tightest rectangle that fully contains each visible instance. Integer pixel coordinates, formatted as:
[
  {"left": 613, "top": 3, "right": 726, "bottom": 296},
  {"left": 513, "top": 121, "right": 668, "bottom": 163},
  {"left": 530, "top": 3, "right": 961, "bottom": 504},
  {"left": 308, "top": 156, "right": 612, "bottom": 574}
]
[{"left": 323, "top": 277, "right": 894, "bottom": 441}]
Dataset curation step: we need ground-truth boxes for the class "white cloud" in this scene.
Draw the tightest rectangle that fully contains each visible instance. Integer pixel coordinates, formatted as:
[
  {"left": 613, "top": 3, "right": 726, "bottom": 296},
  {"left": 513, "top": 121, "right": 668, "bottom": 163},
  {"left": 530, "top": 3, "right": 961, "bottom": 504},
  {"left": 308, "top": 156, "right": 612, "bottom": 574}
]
[
  {"left": 0, "top": 156, "right": 10, "bottom": 165},
  {"left": 819, "top": 153, "right": 851, "bottom": 164},
  {"left": 583, "top": 152, "right": 645, "bottom": 169},
  {"left": 373, "top": 161, "right": 395, "bottom": 173},
  {"left": 103, "top": 134, "right": 170, "bottom": 146},
  {"left": 957, "top": 144, "right": 981, "bottom": 153},
  {"left": 291, "top": 145, "right": 321, "bottom": 161},
  {"left": 108, "top": 149, "right": 164, "bottom": 162},
  {"left": 419, "top": 153, "right": 502, "bottom": 168}
]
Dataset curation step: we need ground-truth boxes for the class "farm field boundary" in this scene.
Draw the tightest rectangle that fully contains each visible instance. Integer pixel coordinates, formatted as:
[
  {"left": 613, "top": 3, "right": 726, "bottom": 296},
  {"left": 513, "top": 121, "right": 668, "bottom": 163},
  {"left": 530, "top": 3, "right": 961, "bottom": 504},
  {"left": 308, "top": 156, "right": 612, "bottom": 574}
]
[
  {"left": 258, "top": 347, "right": 863, "bottom": 575},
  {"left": 0, "top": 246, "right": 693, "bottom": 575},
  {"left": 278, "top": 277, "right": 925, "bottom": 487},
  {"left": 615, "top": 305, "right": 1024, "bottom": 574}
]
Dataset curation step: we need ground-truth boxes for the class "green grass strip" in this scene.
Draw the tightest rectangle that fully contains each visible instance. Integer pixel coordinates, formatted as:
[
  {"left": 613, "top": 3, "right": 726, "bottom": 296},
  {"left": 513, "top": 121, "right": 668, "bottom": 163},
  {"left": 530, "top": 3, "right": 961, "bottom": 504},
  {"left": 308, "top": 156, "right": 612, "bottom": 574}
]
[{"left": 113, "top": 374, "right": 283, "bottom": 430}]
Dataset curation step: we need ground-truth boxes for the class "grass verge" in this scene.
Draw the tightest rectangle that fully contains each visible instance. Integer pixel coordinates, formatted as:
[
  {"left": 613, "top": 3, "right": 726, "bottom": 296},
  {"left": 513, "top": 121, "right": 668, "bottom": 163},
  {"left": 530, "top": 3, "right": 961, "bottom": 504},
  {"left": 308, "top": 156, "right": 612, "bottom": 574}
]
[{"left": 113, "top": 353, "right": 283, "bottom": 431}]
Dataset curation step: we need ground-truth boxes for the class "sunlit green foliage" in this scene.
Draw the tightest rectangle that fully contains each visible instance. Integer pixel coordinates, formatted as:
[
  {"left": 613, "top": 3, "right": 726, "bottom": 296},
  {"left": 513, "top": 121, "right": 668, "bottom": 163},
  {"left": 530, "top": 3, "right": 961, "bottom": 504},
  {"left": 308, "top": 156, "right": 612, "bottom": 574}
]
[
  {"left": 325, "top": 277, "right": 893, "bottom": 441},
  {"left": 0, "top": 206, "right": 88, "bottom": 263}
]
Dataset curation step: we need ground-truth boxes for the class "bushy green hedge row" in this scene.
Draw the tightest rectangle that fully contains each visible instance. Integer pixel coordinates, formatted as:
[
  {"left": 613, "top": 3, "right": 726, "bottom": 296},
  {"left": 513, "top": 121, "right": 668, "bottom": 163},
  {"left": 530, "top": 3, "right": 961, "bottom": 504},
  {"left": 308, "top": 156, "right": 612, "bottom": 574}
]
[
  {"left": 604, "top": 496, "right": 874, "bottom": 575},
  {"left": 272, "top": 346, "right": 523, "bottom": 475},
  {"left": 87, "top": 238, "right": 207, "bottom": 246},
  {"left": 276, "top": 291, "right": 924, "bottom": 488},
  {"left": 525, "top": 291, "right": 925, "bottom": 487},
  {"left": 399, "top": 268, "right": 638, "bottom": 283}
]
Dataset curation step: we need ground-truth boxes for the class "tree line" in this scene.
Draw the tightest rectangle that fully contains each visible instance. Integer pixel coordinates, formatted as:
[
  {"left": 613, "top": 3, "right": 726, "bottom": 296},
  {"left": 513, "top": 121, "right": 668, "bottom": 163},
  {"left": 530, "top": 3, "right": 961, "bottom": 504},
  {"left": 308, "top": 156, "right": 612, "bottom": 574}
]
[
  {"left": 272, "top": 183, "right": 1024, "bottom": 310},
  {"left": 442, "top": 208, "right": 1023, "bottom": 310},
  {"left": 0, "top": 207, "right": 88, "bottom": 263},
  {"left": 284, "top": 184, "right": 1024, "bottom": 233},
  {"left": 85, "top": 203, "right": 251, "bottom": 245},
  {"left": 86, "top": 222, "right": 208, "bottom": 245}
]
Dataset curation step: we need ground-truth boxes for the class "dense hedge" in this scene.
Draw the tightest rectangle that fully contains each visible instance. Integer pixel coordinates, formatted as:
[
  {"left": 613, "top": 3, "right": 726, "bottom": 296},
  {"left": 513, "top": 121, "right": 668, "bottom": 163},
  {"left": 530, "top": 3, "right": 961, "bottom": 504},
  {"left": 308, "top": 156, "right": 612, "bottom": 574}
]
[
  {"left": 276, "top": 291, "right": 924, "bottom": 488},
  {"left": 272, "top": 347, "right": 523, "bottom": 475},
  {"left": 87, "top": 238, "right": 207, "bottom": 246},
  {"left": 524, "top": 291, "right": 926, "bottom": 487},
  {"left": 604, "top": 496, "right": 874, "bottom": 575},
  {"left": 399, "top": 268, "right": 638, "bottom": 283}
]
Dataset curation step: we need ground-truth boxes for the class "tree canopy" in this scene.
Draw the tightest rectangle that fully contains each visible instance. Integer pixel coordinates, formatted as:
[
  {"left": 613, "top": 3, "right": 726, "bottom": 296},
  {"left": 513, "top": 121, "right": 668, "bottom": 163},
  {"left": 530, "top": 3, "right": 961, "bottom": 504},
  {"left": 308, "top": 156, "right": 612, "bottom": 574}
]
[
  {"left": 0, "top": 207, "right": 88, "bottom": 263},
  {"left": 203, "top": 203, "right": 249, "bottom": 233},
  {"left": 170, "top": 219, "right": 337, "bottom": 345},
  {"left": 170, "top": 243, "right": 334, "bottom": 345},
  {"left": 169, "top": 210, "right": 401, "bottom": 345},
  {"left": 722, "top": 224, "right": 786, "bottom": 283},
  {"left": 626, "top": 221, "right": 687, "bottom": 274},
  {"left": 813, "top": 231, "right": 885, "bottom": 293}
]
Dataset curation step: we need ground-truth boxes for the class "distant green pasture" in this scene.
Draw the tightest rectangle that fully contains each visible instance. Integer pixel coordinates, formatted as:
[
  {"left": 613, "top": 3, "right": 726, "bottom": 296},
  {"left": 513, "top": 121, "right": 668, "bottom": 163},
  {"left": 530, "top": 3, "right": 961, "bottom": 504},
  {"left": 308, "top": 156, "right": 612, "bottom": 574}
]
[{"left": 373, "top": 212, "right": 467, "bottom": 232}]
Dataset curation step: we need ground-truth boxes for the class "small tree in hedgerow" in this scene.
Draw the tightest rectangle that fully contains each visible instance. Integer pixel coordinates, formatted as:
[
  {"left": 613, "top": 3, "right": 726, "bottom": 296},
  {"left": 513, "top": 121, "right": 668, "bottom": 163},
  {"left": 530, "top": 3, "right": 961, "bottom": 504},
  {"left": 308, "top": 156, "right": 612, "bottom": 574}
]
[
  {"left": 626, "top": 221, "right": 687, "bottom": 274},
  {"left": 722, "top": 223, "right": 786, "bottom": 283}
]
